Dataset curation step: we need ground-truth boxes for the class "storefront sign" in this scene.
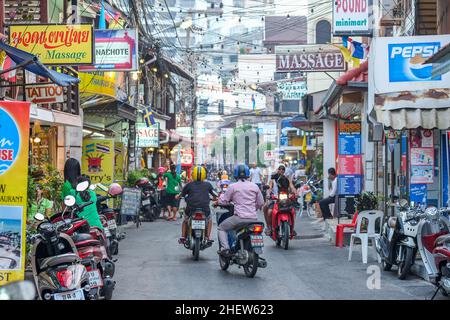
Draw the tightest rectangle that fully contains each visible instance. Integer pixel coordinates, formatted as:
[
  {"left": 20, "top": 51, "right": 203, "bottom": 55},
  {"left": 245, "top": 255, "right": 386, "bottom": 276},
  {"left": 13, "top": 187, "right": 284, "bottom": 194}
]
[
  {"left": 264, "top": 150, "right": 276, "bottom": 161},
  {"left": 79, "top": 72, "right": 116, "bottom": 99},
  {"left": 79, "top": 29, "right": 138, "bottom": 72},
  {"left": 25, "top": 84, "right": 64, "bottom": 104},
  {"left": 410, "top": 129, "right": 434, "bottom": 184},
  {"left": 0, "top": 101, "right": 30, "bottom": 285},
  {"left": 410, "top": 184, "right": 428, "bottom": 204},
  {"left": 136, "top": 123, "right": 159, "bottom": 148},
  {"left": 82, "top": 139, "right": 115, "bottom": 185},
  {"left": 338, "top": 121, "right": 362, "bottom": 196},
  {"left": 372, "top": 35, "right": 450, "bottom": 94},
  {"left": 180, "top": 152, "right": 193, "bottom": 166},
  {"left": 333, "top": 0, "right": 371, "bottom": 36},
  {"left": 276, "top": 51, "right": 345, "bottom": 72},
  {"left": 277, "top": 81, "right": 307, "bottom": 100},
  {"left": 9, "top": 24, "right": 94, "bottom": 65}
]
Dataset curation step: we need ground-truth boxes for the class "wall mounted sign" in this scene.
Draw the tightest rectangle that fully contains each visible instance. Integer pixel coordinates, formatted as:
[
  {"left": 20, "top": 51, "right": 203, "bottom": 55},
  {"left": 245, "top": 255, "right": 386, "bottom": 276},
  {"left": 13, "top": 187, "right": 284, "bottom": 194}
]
[
  {"left": 136, "top": 123, "right": 159, "bottom": 148},
  {"left": 276, "top": 51, "right": 346, "bottom": 72},
  {"left": 332, "top": 0, "right": 372, "bottom": 36}
]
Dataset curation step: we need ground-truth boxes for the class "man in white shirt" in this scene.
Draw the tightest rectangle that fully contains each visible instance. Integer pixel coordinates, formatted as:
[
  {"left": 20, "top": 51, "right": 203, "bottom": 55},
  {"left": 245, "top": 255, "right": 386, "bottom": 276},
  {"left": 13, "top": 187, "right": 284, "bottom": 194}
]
[
  {"left": 319, "top": 167, "right": 338, "bottom": 220},
  {"left": 249, "top": 163, "right": 263, "bottom": 190}
]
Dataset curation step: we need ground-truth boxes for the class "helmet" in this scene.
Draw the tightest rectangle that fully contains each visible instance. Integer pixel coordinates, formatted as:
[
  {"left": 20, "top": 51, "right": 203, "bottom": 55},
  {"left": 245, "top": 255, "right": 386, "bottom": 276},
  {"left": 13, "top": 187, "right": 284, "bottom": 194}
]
[
  {"left": 158, "top": 167, "right": 166, "bottom": 174},
  {"left": 234, "top": 164, "right": 250, "bottom": 180},
  {"left": 192, "top": 166, "right": 207, "bottom": 181},
  {"left": 135, "top": 177, "right": 150, "bottom": 187},
  {"left": 108, "top": 183, "right": 123, "bottom": 196}
]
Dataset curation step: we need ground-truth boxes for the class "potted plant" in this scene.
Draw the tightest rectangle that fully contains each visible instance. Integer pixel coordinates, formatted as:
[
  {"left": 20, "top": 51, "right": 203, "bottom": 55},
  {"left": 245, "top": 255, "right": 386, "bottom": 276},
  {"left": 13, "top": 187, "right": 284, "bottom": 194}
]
[{"left": 354, "top": 192, "right": 379, "bottom": 232}]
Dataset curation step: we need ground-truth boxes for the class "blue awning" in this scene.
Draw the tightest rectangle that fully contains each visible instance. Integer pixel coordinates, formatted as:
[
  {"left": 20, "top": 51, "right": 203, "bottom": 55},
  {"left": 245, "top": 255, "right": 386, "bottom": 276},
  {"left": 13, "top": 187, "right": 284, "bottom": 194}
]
[{"left": 0, "top": 41, "right": 80, "bottom": 87}]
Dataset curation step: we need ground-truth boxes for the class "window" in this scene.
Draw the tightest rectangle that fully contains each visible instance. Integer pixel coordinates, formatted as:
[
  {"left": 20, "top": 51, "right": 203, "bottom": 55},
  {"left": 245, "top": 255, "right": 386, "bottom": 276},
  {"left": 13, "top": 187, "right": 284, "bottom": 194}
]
[
  {"left": 213, "top": 56, "right": 223, "bottom": 65},
  {"left": 229, "top": 55, "right": 238, "bottom": 63},
  {"left": 316, "top": 20, "right": 331, "bottom": 44}
]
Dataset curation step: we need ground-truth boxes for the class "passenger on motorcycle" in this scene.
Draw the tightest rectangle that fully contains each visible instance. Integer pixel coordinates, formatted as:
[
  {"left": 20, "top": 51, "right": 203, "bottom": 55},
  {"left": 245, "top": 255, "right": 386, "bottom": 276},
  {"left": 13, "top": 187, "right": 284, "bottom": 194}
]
[
  {"left": 264, "top": 165, "right": 296, "bottom": 236},
  {"left": 215, "top": 164, "right": 265, "bottom": 257},
  {"left": 176, "top": 166, "right": 217, "bottom": 244}
]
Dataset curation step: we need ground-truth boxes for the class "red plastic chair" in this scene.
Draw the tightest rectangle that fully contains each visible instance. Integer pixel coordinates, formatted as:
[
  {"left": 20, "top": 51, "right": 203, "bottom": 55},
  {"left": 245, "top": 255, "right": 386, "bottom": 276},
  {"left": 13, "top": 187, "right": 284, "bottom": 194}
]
[{"left": 335, "top": 211, "right": 359, "bottom": 248}]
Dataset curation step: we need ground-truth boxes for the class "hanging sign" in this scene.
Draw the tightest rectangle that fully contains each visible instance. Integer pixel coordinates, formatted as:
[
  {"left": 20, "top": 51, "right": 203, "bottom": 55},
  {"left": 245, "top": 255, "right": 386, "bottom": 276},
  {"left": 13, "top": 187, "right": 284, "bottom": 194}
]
[
  {"left": 277, "top": 81, "right": 308, "bottom": 100},
  {"left": 0, "top": 101, "right": 30, "bottom": 286},
  {"left": 82, "top": 139, "right": 115, "bottom": 185},
  {"left": 9, "top": 24, "right": 94, "bottom": 65},
  {"left": 136, "top": 123, "right": 159, "bottom": 148},
  {"left": 332, "top": 0, "right": 372, "bottom": 36},
  {"left": 25, "top": 84, "right": 64, "bottom": 104},
  {"left": 276, "top": 51, "right": 346, "bottom": 72}
]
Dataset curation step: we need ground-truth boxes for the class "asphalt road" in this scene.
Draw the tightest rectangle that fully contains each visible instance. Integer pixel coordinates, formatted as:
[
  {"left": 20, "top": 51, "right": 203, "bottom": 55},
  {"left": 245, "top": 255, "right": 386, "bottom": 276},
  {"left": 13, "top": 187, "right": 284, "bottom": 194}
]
[{"left": 112, "top": 212, "right": 443, "bottom": 300}]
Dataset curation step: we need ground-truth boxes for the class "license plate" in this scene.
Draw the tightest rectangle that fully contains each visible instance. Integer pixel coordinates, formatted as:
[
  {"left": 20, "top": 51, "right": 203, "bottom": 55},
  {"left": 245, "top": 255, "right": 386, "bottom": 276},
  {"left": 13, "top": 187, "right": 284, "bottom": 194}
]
[
  {"left": 142, "top": 199, "right": 151, "bottom": 206},
  {"left": 107, "top": 220, "right": 117, "bottom": 229},
  {"left": 87, "top": 270, "right": 103, "bottom": 288},
  {"left": 104, "top": 228, "right": 111, "bottom": 237},
  {"left": 250, "top": 235, "right": 264, "bottom": 248},
  {"left": 192, "top": 220, "right": 205, "bottom": 230},
  {"left": 53, "top": 289, "right": 85, "bottom": 300}
]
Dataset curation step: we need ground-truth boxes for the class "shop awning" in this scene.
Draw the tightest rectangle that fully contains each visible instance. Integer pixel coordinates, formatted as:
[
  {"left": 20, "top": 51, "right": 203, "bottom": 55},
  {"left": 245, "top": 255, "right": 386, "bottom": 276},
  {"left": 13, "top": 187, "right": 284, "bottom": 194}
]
[
  {"left": 373, "top": 89, "right": 450, "bottom": 130},
  {"left": 83, "top": 99, "right": 137, "bottom": 122},
  {"left": 0, "top": 41, "right": 80, "bottom": 87}
]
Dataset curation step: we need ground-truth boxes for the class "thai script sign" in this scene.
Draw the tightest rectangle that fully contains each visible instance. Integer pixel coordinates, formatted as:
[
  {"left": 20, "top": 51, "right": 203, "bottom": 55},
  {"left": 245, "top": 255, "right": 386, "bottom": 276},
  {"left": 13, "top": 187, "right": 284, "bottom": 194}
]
[
  {"left": 276, "top": 51, "right": 346, "bottom": 72},
  {"left": 79, "top": 29, "right": 138, "bottom": 71},
  {"left": 333, "top": 0, "right": 372, "bottom": 36},
  {"left": 0, "top": 101, "right": 30, "bottom": 285},
  {"left": 277, "top": 81, "right": 307, "bottom": 100},
  {"left": 9, "top": 24, "right": 94, "bottom": 65}
]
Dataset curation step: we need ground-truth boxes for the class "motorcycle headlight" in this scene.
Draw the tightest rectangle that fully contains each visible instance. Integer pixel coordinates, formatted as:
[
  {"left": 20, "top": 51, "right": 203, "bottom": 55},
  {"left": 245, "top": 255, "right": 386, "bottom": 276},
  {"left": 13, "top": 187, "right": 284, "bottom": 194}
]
[{"left": 425, "top": 207, "right": 438, "bottom": 220}]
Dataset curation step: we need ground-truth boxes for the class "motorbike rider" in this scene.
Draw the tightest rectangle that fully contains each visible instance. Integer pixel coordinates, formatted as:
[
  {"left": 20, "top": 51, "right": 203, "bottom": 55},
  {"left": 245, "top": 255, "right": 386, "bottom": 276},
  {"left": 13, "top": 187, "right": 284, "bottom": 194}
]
[
  {"left": 264, "top": 165, "right": 296, "bottom": 236},
  {"left": 214, "top": 164, "right": 265, "bottom": 257},
  {"left": 176, "top": 166, "right": 217, "bottom": 244}
]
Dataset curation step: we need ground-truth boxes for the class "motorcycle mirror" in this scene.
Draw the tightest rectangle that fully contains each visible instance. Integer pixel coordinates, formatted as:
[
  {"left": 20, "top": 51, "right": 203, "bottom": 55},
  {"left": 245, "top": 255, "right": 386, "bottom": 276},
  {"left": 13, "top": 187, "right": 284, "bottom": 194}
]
[
  {"left": 76, "top": 181, "right": 90, "bottom": 192},
  {"left": 34, "top": 213, "right": 45, "bottom": 222},
  {"left": 399, "top": 199, "right": 408, "bottom": 208},
  {"left": 0, "top": 280, "right": 36, "bottom": 300},
  {"left": 64, "top": 195, "right": 76, "bottom": 207}
]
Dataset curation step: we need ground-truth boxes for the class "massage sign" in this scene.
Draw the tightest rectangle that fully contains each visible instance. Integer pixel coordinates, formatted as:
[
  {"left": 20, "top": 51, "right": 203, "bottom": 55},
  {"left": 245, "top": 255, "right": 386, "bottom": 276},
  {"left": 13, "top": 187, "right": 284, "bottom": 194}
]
[{"left": 9, "top": 24, "right": 94, "bottom": 65}]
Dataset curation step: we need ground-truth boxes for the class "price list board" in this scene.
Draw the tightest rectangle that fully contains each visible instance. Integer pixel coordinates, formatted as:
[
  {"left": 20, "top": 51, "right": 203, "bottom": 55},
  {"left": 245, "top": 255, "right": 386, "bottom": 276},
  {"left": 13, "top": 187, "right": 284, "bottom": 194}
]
[
  {"left": 338, "top": 134, "right": 362, "bottom": 155},
  {"left": 120, "top": 187, "right": 141, "bottom": 216}
]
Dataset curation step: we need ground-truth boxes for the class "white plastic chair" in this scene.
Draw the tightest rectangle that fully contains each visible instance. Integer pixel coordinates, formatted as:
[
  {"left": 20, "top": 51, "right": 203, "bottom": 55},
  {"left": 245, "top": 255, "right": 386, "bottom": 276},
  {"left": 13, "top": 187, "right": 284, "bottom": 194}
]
[{"left": 348, "top": 210, "right": 383, "bottom": 264}]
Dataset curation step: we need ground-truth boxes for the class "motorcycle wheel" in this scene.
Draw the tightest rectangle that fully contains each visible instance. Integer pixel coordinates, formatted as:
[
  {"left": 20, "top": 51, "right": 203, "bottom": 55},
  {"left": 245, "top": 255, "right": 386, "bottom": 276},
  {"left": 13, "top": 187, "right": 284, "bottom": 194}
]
[
  {"left": 243, "top": 251, "right": 258, "bottom": 278},
  {"left": 219, "top": 246, "right": 229, "bottom": 271},
  {"left": 282, "top": 221, "right": 290, "bottom": 250},
  {"left": 397, "top": 246, "right": 414, "bottom": 280},
  {"left": 193, "top": 237, "right": 200, "bottom": 261},
  {"left": 382, "top": 259, "right": 392, "bottom": 271},
  {"left": 152, "top": 206, "right": 161, "bottom": 220},
  {"left": 144, "top": 206, "right": 154, "bottom": 222}
]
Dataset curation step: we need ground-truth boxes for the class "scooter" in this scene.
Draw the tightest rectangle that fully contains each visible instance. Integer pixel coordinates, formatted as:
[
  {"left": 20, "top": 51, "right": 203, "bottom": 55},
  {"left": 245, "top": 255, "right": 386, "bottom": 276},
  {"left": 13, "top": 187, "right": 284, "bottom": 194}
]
[
  {"left": 376, "top": 199, "right": 423, "bottom": 280},
  {"left": 135, "top": 178, "right": 160, "bottom": 222},
  {"left": 270, "top": 192, "right": 296, "bottom": 250},
  {"left": 181, "top": 208, "right": 213, "bottom": 261},
  {"left": 215, "top": 204, "right": 267, "bottom": 278},
  {"left": 417, "top": 206, "right": 450, "bottom": 298},
  {"left": 29, "top": 193, "right": 92, "bottom": 300}
]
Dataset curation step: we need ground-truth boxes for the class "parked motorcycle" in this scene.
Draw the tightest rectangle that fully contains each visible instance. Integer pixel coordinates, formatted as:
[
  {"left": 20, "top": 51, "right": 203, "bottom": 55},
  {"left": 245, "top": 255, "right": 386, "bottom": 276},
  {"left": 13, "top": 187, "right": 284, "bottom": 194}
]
[
  {"left": 295, "top": 176, "right": 322, "bottom": 217},
  {"left": 376, "top": 199, "right": 423, "bottom": 280},
  {"left": 270, "top": 192, "right": 296, "bottom": 250},
  {"left": 135, "top": 178, "right": 161, "bottom": 222},
  {"left": 215, "top": 204, "right": 267, "bottom": 278},
  {"left": 417, "top": 206, "right": 450, "bottom": 298},
  {"left": 30, "top": 194, "right": 92, "bottom": 300}
]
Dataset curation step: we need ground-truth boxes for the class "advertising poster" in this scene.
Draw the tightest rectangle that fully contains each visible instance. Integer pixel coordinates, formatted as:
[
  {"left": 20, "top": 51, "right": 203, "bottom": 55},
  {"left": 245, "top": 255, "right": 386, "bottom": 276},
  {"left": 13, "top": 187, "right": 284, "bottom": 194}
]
[
  {"left": 410, "top": 184, "right": 428, "bottom": 204},
  {"left": 0, "top": 101, "right": 30, "bottom": 285},
  {"left": 9, "top": 24, "right": 94, "bottom": 65},
  {"left": 411, "top": 148, "right": 434, "bottom": 166},
  {"left": 82, "top": 139, "right": 115, "bottom": 185},
  {"left": 79, "top": 29, "right": 138, "bottom": 72},
  {"left": 114, "top": 142, "right": 125, "bottom": 182},
  {"left": 409, "top": 128, "right": 434, "bottom": 185},
  {"left": 411, "top": 165, "right": 434, "bottom": 184}
]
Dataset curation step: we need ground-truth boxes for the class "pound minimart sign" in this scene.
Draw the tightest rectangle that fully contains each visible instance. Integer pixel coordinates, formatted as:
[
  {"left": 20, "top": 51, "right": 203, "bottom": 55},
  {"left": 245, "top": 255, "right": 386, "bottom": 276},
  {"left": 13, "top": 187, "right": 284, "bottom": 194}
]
[{"left": 333, "top": 0, "right": 373, "bottom": 36}]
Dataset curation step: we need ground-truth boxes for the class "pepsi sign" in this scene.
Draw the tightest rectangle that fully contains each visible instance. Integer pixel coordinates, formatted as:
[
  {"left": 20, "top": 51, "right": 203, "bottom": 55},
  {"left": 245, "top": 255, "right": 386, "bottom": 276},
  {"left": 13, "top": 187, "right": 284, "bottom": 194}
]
[{"left": 388, "top": 42, "right": 441, "bottom": 82}]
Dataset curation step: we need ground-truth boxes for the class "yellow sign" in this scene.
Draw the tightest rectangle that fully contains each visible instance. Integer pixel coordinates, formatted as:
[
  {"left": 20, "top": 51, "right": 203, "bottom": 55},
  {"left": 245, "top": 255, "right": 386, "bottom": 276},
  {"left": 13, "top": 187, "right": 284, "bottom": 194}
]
[
  {"left": 0, "top": 101, "right": 30, "bottom": 286},
  {"left": 79, "top": 72, "right": 116, "bottom": 98},
  {"left": 9, "top": 24, "right": 93, "bottom": 65},
  {"left": 82, "top": 139, "right": 114, "bottom": 185},
  {"left": 114, "top": 142, "right": 125, "bottom": 181}
]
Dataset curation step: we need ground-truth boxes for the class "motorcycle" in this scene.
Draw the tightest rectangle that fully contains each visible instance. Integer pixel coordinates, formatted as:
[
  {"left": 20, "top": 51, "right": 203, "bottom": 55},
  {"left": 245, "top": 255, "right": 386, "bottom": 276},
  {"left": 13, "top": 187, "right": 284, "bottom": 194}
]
[
  {"left": 416, "top": 206, "right": 450, "bottom": 298},
  {"left": 135, "top": 178, "right": 161, "bottom": 222},
  {"left": 215, "top": 204, "right": 267, "bottom": 278},
  {"left": 376, "top": 199, "right": 423, "bottom": 280},
  {"left": 180, "top": 206, "right": 213, "bottom": 261},
  {"left": 29, "top": 193, "right": 92, "bottom": 300},
  {"left": 0, "top": 280, "right": 36, "bottom": 300},
  {"left": 270, "top": 192, "right": 296, "bottom": 250},
  {"left": 295, "top": 177, "right": 322, "bottom": 217}
]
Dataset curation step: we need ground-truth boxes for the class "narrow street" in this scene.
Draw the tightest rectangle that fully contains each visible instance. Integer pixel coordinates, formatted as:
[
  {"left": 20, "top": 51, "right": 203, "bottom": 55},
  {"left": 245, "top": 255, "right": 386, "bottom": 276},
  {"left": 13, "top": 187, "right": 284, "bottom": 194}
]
[{"left": 113, "top": 213, "right": 440, "bottom": 300}]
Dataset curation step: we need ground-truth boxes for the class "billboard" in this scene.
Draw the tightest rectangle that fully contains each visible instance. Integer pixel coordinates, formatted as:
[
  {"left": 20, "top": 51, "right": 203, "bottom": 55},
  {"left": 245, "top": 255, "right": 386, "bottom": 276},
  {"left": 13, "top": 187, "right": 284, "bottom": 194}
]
[
  {"left": 332, "top": 0, "right": 372, "bottom": 36},
  {"left": 373, "top": 35, "right": 450, "bottom": 94},
  {"left": 79, "top": 29, "right": 138, "bottom": 72},
  {"left": 0, "top": 101, "right": 30, "bottom": 285},
  {"left": 9, "top": 24, "right": 94, "bottom": 65}
]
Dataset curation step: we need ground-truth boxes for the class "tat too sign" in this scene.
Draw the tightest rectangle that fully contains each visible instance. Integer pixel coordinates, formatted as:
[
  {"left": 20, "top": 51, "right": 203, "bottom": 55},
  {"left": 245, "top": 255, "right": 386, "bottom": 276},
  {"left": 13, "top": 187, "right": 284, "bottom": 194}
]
[
  {"left": 26, "top": 84, "right": 64, "bottom": 104},
  {"left": 333, "top": 0, "right": 372, "bottom": 36}
]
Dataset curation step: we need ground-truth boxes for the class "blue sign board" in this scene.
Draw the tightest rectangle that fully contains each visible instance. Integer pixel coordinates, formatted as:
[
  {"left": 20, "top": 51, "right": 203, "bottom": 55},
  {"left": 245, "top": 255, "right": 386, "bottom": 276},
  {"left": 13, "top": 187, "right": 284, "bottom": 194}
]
[
  {"left": 410, "top": 184, "right": 428, "bottom": 204},
  {"left": 338, "top": 175, "right": 362, "bottom": 196},
  {"left": 338, "top": 134, "right": 361, "bottom": 155}
]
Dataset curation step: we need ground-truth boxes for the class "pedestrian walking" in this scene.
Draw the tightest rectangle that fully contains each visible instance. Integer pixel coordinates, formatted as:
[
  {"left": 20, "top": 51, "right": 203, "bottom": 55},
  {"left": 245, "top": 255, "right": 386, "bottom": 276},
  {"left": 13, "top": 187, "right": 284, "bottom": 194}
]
[
  {"left": 249, "top": 162, "right": 263, "bottom": 190},
  {"left": 164, "top": 164, "right": 182, "bottom": 221},
  {"left": 157, "top": 167, "right": 168, "bottom": 218}
]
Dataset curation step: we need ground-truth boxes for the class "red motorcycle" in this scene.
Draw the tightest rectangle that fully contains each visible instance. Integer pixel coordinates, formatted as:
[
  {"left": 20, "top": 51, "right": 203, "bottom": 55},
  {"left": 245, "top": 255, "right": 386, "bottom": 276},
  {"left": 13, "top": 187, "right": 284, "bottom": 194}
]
[
  {"left": 417, "top": 206, "right": 450, "bottom": 299},
  {"left": 270, "top": 192, "right": 297, "bottom": 250}
]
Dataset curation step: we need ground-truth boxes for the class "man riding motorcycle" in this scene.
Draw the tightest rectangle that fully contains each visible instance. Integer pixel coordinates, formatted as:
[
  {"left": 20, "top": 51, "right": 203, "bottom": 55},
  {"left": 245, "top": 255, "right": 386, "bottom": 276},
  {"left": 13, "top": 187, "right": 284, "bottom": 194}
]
[
  {"left": 264, "top": 165, "right": 296, "bottom": 236},
  {"left": 215, "top": 164, "right": 265, "bottom": 257},
  {"left": 176, "top": 166, "right": 217, "bottom": 244}
]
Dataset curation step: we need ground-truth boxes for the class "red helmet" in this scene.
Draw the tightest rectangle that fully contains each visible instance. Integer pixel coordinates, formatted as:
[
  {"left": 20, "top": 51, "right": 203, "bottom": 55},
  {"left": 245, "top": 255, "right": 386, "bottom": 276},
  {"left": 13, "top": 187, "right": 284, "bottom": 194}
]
[
  {"left": 108, "top": 183, "right": 123, "bottom": 196},
  {"left": 135, "top": 177, "right": 150, "bottom": 187}
]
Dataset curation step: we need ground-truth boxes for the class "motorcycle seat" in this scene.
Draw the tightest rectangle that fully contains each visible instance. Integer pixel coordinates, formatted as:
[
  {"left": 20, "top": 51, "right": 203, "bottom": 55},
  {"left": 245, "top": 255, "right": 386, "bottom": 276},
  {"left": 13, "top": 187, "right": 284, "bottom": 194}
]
[
  {"left": 40, "top": 253, "right": 80, "bottom": 270},
  {"left": 72, "top": 234, "right": 101, "bottom": 247},
  {"left": 435, "top": 234, "right": 450, "bottom": 247}
]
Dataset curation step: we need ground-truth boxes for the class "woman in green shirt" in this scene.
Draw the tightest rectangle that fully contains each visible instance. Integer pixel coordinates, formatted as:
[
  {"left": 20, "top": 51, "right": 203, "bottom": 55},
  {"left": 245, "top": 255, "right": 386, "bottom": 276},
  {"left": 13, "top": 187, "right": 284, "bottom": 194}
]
[
  {"left": 163, "top": 164, "right": 182, "bottom": 221},
  {"left": 62, "top": 158, "right": 103, "bottom": 229}
]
